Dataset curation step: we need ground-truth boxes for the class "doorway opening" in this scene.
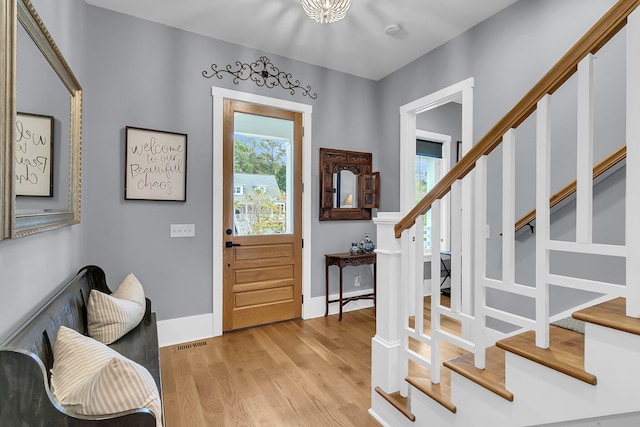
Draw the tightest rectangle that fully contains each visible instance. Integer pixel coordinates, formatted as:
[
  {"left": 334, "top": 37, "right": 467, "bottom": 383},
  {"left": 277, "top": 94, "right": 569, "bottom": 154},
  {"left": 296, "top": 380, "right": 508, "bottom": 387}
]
[{"left": 399, "top": 77, "right": 474, "bottom": 313}]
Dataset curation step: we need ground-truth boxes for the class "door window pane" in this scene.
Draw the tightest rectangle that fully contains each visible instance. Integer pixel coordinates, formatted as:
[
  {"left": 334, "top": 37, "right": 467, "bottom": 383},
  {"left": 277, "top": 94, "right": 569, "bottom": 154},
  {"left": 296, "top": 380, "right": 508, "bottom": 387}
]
[{"left": 233, "top": 113, "right": 294, "bottom": 236}]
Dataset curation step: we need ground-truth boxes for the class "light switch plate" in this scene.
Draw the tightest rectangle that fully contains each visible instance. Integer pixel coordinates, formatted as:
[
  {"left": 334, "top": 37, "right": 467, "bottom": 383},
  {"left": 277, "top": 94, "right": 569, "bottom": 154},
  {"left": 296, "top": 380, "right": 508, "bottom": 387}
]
[{"left": 170, "top": 224, "right": 195, "bottom": 238}]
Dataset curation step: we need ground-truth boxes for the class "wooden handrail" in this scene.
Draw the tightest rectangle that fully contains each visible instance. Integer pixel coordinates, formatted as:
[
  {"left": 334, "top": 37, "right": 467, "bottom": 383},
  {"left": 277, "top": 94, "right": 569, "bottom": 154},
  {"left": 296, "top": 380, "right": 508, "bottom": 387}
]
[
  {"left": 394, "top": 0, "right": 640, "bottom": 239},
  {"left": 514, "top": 145, "right": 626, "bottom": 232}
]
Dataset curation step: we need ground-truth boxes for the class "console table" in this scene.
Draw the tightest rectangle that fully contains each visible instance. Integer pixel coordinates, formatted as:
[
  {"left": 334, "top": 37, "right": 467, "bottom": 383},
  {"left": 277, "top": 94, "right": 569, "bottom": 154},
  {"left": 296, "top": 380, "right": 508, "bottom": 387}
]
[{"left": 325, "top": 252, "right": 376, "bottom": 321}]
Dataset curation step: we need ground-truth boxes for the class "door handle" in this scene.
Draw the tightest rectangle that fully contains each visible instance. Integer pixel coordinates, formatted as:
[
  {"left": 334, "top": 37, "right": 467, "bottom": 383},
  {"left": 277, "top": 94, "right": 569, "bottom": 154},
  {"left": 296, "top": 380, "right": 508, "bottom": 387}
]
[{"left": 225, "top": 241, "right": 241, "bottom": 248}]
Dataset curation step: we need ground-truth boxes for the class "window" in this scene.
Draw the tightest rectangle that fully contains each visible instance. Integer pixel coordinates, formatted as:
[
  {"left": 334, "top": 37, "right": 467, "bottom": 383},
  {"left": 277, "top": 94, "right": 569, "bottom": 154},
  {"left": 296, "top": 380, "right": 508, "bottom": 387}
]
[
  {"left": 233, "top": 185, "right": 244, "bottom": 195},
  {"left": 415, "top": 136, "right": 450, "bottom": 254}
]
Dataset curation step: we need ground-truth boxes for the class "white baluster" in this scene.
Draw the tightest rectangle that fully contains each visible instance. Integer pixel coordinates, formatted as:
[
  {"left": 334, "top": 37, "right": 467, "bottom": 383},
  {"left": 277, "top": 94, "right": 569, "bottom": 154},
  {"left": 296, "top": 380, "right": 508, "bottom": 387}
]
[
  {"left": 577, "top": 54, "right": 594, "bottom": 244},
  {"left": 461, "top": 86, "right": 475, "bottom": 316},
  {"left": 627, "top": 10, "right": 640, "bottom": 317},
  {"left": 536, "top": 95, "right": 552, "bottom": 348},
  {"left": 400, "top": 227, "right": 412, "bottom": 396},
  {"left": 474, "top": 155, "right": 488, "bottom": 369},
  {"left": 431, "top": 200, "right": 442, "bottom": 384},
  {"left": 450, "top": 180, "right": 462, "bottom": 314},
  {"left": 503, "top": 129, "right": 516, "bottom": 287},
  {"left": 415, "top": 214, "right": 425, "bottom": 335}
]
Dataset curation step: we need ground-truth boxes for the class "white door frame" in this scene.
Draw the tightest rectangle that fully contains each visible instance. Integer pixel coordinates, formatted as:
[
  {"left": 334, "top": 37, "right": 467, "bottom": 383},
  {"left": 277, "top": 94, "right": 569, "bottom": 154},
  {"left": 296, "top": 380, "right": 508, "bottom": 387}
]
[
  {"left": 399, "top": 78, "right": 474, "bottom": 210},
  {"left": 211, "top": 87, "right": 312, "bottom": 337},
  {"left": 399, "top": 77, "right": 474, "bottom": 314}
]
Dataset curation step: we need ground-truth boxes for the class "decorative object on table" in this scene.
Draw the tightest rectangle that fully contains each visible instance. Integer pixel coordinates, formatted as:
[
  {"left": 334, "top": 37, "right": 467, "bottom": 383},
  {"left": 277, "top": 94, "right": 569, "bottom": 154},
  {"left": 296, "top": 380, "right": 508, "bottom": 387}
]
[
  {"left": 359, "top": 233, "right": 375, "bottom": 253},
  {"left": 300, "top": 0, "right": 352, "bottom": 24},
  {"left": 349, "top": 242, "right": 360, "bottom": 254},
  {"left": 125, "top": 126, "right": 187, "bottom": 202},
  {"left": 15, "top": 112, "right": 54, "bottom": 197},
  {"left": 202, "top": 56, "right": 317, "bottom": 99}
]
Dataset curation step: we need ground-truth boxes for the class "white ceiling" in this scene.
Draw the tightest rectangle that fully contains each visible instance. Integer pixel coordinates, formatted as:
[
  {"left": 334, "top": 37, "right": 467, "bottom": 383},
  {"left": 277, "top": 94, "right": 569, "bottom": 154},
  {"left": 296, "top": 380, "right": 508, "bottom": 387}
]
[{"left": 84, "top": 0, "right": 519, "bottom": 81}]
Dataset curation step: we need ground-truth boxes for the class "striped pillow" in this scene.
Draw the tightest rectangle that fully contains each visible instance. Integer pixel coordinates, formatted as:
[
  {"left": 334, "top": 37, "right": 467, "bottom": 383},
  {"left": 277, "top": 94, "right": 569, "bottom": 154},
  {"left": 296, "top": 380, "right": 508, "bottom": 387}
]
[
  {"left": 51, "top": 326, "right": 162, "bottom": 427},
  {"left": 51, "top": 326, "right": 121, "bottom": 401},
  {"left": 88, "top": 273, "right": 146, "bottom": 344}
]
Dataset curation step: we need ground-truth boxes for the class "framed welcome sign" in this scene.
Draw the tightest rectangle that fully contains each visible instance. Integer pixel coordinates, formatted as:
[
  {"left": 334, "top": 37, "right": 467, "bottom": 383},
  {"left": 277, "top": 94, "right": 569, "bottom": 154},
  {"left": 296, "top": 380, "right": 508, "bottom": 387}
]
[
  {"left": 15, "top": 112, "right": 54, "bottom": 197},
  {"left": 125, "top": 126, "right": 188, "bottom": 201}
]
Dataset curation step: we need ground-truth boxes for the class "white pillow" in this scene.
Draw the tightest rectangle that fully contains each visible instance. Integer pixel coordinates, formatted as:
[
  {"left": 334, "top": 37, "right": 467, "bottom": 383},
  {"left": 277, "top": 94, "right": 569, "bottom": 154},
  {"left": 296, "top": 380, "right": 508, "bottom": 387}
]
[
  {"left": 51, "top": 326, "right": 162, "bottom": 427},
  {"left": 88, "top": 273, "right": 146, "bottom": 344}
]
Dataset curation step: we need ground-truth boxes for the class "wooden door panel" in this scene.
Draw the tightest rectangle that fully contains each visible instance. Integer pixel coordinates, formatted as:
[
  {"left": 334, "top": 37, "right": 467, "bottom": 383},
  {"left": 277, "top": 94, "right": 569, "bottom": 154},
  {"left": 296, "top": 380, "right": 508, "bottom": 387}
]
[
  {"left": 234, "top": 243, "right": 293, "bottom": 260},
  {"left": 222, "top": 99, "right": 302, "bottom": 332},
  {"left": 234, "top": 265, "right": 294, "bottom": 285},
  {"left": 231, "top": 301, "right": 298, "bottom": 330},
  {"left": 235, "top": 286, "right": 294, "bottom": 308},
  {"left": 233, "top": 279, "right": 295, "bottom": 294}
]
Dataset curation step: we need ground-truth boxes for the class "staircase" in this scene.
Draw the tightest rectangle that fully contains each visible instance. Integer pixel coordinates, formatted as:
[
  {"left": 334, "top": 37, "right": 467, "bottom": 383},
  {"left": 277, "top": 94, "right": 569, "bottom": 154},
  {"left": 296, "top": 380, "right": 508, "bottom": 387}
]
[{"left": 369, "top": 1, "right": 640, "bottom": 425}]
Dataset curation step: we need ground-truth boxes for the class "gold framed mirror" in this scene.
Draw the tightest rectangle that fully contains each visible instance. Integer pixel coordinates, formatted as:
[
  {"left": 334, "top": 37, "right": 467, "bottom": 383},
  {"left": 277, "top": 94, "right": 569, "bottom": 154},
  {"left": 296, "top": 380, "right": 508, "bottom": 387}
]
[{"left": 2, "top": 0, "right": 82, "bottom": 238}]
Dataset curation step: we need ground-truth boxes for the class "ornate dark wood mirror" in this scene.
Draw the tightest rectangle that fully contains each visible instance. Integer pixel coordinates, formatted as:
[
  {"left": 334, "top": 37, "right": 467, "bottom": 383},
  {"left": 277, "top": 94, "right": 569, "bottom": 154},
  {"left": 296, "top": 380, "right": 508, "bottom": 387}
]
[{"left": 319, "top": 148, "right": 379, "bottom": 221}]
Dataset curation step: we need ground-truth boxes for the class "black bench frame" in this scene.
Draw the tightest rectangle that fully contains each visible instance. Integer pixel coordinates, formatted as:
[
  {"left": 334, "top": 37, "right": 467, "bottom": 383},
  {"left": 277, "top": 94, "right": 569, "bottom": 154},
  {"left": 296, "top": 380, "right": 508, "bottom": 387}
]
[{"left": 0, "top": 265, "right": 162, "bottom": 427}]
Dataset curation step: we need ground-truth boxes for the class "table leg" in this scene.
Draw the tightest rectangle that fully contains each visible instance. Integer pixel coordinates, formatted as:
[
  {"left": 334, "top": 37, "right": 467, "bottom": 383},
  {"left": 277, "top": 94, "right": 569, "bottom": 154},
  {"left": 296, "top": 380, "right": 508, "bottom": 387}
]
[
  {"left": 339, "top": 265, "right": 344, "bottom": 321},
  {"left": 325, "top": 261, "right": 329, "bottom": 317}
]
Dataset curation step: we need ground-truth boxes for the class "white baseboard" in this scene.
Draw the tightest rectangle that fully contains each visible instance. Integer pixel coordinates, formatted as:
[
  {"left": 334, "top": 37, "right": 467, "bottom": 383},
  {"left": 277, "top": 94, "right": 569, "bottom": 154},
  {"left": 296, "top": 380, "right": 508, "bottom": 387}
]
[
  {"left": 157, "top": 313, "right": 215, "bottom": 347},
  {"left": 158, "top": 289, "right": 375, "bottom": 346},
  {"left": 304, "top": 288, "right": 375, "bottom": 319}
]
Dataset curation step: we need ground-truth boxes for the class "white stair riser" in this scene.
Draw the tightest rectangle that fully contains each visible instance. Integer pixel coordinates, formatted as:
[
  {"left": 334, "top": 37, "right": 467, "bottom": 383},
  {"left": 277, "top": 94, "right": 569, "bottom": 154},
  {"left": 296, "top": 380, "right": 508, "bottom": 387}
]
[
  {"left": 409, "top": 387, "right": 458, "bottom": 426},
  {"left": 584, "top": 324, "right": 640, "bottom": 414},
  {"left": 505, "top": 352, "right": 603, "bottom": 426},
  {"left": 449, "top": 371, "right": 514, "bottom": 427},
  {"left": 369, "top": 392, "right": 413, "bottom": 427}
]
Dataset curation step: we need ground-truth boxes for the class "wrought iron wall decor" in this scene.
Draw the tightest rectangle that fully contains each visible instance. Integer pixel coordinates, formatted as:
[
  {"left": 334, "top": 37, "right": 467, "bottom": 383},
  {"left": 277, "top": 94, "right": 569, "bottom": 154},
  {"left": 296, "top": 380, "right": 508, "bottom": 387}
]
[{"left": 202, "top": 56, "right": 317, "bottom": 99}]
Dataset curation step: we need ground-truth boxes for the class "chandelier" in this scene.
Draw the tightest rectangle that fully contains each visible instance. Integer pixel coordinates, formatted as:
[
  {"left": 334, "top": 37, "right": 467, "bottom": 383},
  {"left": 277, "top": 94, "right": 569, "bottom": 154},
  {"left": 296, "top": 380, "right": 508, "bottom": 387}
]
[{"left": 300, "top": 0, "right": 352, "bottom": 24}]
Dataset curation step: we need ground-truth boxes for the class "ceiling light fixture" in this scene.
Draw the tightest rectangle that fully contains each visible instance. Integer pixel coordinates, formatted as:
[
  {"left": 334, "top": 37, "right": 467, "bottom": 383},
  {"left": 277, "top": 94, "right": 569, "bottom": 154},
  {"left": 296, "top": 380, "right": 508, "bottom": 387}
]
[{"left": 300, "top": 0, "right": 352, "bottom": 24}]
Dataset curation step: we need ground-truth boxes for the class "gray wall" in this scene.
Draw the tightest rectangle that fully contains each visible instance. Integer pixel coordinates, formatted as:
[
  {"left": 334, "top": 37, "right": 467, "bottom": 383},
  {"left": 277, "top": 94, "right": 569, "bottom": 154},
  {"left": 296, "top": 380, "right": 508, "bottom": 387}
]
[
  {"left": 81, "top": 5, "right": 380, "bottom": 319},
  {"left": 0, "top": 0, "right": 629, "bottom": 339},
  {"left": 0, "top": 0, "right": 89, "bottom": 341}
]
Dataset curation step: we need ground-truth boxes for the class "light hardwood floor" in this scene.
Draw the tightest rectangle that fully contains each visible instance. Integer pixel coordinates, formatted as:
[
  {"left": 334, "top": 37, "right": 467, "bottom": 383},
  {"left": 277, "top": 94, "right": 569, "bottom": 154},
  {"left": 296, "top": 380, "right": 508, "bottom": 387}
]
[{"left": 160, "top": 308, "right": 381, "bottom": 427}]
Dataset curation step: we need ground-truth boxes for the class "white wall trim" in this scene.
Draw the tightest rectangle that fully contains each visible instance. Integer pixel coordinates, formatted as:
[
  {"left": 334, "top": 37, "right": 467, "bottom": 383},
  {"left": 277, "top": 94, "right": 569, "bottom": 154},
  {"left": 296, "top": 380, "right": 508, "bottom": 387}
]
[
  {"left": 211, "top": 87, "right": 312, "bottom": 336},
  {"left": 159, "top": 289, "right": 372, "bottom": 346},
  {"left": 400, "top": 77, "right": 474, "bottom": 213},
  {"left": 157, "top": 313, "right": 215, "bottom": 347}
]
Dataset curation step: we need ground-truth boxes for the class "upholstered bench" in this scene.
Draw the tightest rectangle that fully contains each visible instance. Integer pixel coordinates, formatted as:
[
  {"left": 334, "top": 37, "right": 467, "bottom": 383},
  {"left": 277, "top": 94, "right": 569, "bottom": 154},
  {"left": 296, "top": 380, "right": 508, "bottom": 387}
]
[{"left": 0, "top": 265, "right": 162, "bottom": 426}]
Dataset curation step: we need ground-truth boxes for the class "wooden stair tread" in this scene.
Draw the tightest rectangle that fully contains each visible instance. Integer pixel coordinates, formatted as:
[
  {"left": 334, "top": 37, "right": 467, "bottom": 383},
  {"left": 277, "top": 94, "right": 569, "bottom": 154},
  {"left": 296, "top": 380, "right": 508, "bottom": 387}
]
[
  {"left": 444, "top": 346, "right": 514, "bottom": 401},
  {"left": 496, "top": 326, "right": 596, "bottom": 385},
  {"left": 374, "top": 387, "right": 415, "bottom": 422},
  {"left": 573, "top": 297, "right": 640, "bottom": 335},
  {"left": 406, "top": 368, "right": 457, "bottom": 413}
]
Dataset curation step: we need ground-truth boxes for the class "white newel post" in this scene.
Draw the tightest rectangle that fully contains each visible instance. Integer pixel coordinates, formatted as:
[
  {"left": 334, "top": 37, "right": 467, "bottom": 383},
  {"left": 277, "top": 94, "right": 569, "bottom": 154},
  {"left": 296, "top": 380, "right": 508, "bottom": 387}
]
[
  {"left": 372, "top": 212, "right": 404, "bottom": 393},
  {"left": 627, "top": 9, "right": 640, "bottom": 317}
]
